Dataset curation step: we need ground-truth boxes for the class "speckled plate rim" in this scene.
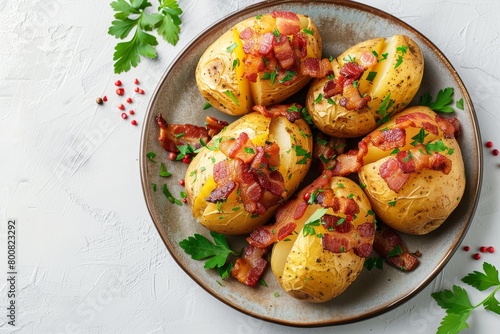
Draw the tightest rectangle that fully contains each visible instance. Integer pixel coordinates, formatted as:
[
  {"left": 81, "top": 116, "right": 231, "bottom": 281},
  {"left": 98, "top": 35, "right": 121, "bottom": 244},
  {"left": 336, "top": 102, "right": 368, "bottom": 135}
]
[{"left": 140, "top": 0, "right": 482, "bottom": 327}]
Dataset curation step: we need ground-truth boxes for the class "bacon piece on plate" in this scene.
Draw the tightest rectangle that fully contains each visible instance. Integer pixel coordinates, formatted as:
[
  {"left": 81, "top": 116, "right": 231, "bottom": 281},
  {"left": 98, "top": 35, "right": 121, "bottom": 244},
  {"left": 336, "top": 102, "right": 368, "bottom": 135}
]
[
  {"left": 369, "top": 128, "right": 407, "bottom": 151},
  {"left": 322, "top": 219, "right": 374, "bottom": 258},
  {"left": 252, "top": 103, "right": 302, "bottom": 123},
  {"left": 231, "top": 245, "right": 269, "bottom": 286},
  {"left": 331, "top": 149, "right": 362, "bottom": 176},
  {"left": 373, "top": 223, "right": 420, "bottom": 271},
  {"left": 301, "top": 58, "right": 333, "bottom": 78},
  {"left": 205, "top": 116, "right": 229, "bottom": 138},
  {"left": 156, "top": 114, "right": 210, "bottom": 153},
  {"left": 273, "top": 34, "right": 295, "bottom": 69}
]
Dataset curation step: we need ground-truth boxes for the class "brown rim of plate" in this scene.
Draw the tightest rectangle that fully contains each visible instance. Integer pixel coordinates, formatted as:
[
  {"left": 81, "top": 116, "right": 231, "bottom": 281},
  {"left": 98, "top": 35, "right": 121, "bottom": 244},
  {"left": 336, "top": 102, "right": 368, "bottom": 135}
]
[{"left": 140, "top": 0, "right": 482, "bottom": 327}]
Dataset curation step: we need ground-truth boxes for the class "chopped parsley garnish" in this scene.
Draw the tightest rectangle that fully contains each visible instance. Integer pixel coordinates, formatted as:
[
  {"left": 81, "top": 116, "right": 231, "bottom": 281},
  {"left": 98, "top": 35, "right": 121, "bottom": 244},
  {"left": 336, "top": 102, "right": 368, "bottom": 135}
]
[
  {"left": 232, "top": 58, "right": 240, "bottom": 70},
  {"left": 426, "top": 139, "right": 452, "bottom": 154},
  {"left": 364, "top": 256, "right": 384, "bottom": 270},
  {"left": 394, "top": 45, "right": 408, "bottom": 69},
  {"left": 203, "top": 102, "right": 212, "bottom": 110},
  {"left": 146, "top": 151, "right": 157, "bottom": 162},
  {"left": 390, "top": 148, "right": 400, "bottom": 155},
  {"left": 256, "top": 14, "right": 262, "bottom": 19},
  {"left": 456, "top": 98, "right": 464, "bottom": 110},
  {"left": 388, "top": 200, "right": 397, "bottom": 207},
  {"left": 159, "top": 162, "right": 172, "bottom": 177},
  {"left": 411, "top": 128, "right": 429, "bottom": 146},
  {"left": 300, "top": 107, "right": 314, "bottom": 126},
  {"left": 293, "top": 145, "right": 312, "bottom": 165},
  {"left": 175, "top": 132, "right": 185, "bottom": 138},
  {"left": 152, "top": 183, "right": 157, "bottom": 192},
  {"left": 225, "top": 90, "right": 239, "bottom": 106},
  {"left": 303, "top": 208, "right": 328, "bottom": 237},
  {"left": 419, "top": 87, "right": 455, "bottom": 113},
  {"left": 226, "top": 42, "right": 237, "bottom": 53},
  {"left": 315, "top": 93, "right": 323, "bottom": 104},
  {"left": 244, "top": 147, "right": 255, "bottom": 154},
  {"left": 366, "top": 71, "right": 377, "bottom": 82},
  {"left": 376, "top": 93, "right": 395, "bottom": 125},
  {"left": 273, "top": 29, "right": 280, "bottom": 42},
  {"left": 303, "top": 28, "right": 314, "bottom": 35},
  {"left": 387, "top": 244, "right": 403, "bottom": 258},
  {"left": 327, "top": 97, "right": 336, "bottom": 105},
  {"left": 163, "top": 184, "right": 183, "bottom": 205},
  {"left": 279, "top": 71, "right": 296, "bottom": 83},
  {"left": 262, "top": 70, "right": 277, "bottom": 85},
  {"left": 207, "top": 137, "right": 222, "bottom": 151}
]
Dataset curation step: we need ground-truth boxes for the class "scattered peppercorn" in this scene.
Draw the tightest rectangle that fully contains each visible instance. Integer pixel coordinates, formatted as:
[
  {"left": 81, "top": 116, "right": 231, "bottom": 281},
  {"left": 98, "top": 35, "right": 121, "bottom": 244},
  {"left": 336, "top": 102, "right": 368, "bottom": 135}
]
[
  {"left": 126, "top": 97, "right": 133, "bottom": 103},
  {"left": 168, "top": 152, "right": 177, "bottom": 161},
  {"left": 96, "top": 97, "right": 103, "bottom": 105},
  {"left": 182, "top": 155, "right": 191, "bottom": 164},
  {"left": 139, "top": 89, "right": 145, "bottom": 94},
  {"left": 179, "top": 179, "right": 185, "bottom": 186},
  {"left": 182, "top": 198, "right": 188, "bottom": 204},
  {"left": 103, "top": 96, "right": 108, "bottom": 102},
  {"left": 493, "top": 149, "right": 499, "bottom": 156},
  {"left": 129, "top": 110, "right": 135, "bottom": 115},
  {"left": 116, "top": 88, "right": 125, "bottom": 96},
  {"left": 121, "top": 113, "right": 128, "bottom": 119},
  {"left": 473, "top": 253, "right": 481, "bottom": 260},
  {"left": 135, "top": 87, "right": 140, "bottom": 93},
  {"left": 131, "top": 120, "right": 138, "bottom": 126},
  {"left": 488, "top": 246, "right": 495, "bottom": 253},
  {"left": 463, "top": 246, "right": 470, "bottom": 252},
  {"left": 480, "top": 246, "right": 487, "bottom": 253},
  {"left": 118, "top": 104, "right": 125, "bottom": 110},
  {"left": 115, "top": 80, "right": 122, "bottom": 86},
  {"left": 134, "top": 78, "right": 140, "bottom": 84},
  {"left": 303, "top": 192, "right": 311, "bottom": 201},
  {"left": 486, "top": 141, "right": 493, "bottom": 148}
]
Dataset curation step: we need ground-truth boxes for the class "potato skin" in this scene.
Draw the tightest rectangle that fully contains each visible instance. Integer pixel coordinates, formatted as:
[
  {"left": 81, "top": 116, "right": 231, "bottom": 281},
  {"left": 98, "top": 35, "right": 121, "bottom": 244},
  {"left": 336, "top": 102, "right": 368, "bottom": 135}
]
[
  {"left": 359, "top": 138, "right": 465, "bottom": 235},
  {"left": 307, "top": 35, "right": 423, "bottom": 138},
  {"left": 357, "top": 106, "right": 466, "bottom": 235},
  {"left": 196, "top": 14, "right": 322, "bottom": 116},
  {"left": 270, "top": 176, "right": 375, "bottom": 302},
  {"left": 184, "top": 111, "right": 312, "bottom": 235}
]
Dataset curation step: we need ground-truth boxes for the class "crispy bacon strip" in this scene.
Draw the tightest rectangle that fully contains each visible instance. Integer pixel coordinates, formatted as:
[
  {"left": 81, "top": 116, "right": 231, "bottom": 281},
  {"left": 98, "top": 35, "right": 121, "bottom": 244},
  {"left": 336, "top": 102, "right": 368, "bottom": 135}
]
[
  {"left": 322, "top": 220, "right": 375, "bottom": 258},
  {"left": 331, "top": 149, "right": 363, "bottom": 176},
  {"left": 230, "top": 245, "right": 269, "bottom": 286},
  {"left": 368, "top": 128, "right": 407, "bottom": 151},
  {"left": 252, "top": 104, "right": 302, "bottom": 123},
  {"left": 373, "top": 223, "right": 420, "bottom": 271},
  {"left": 379, "top": 158, "right": 411, "bottom": 193},
  {"left": 156, "top": 114, "right": 227, "bottom": 153},
  {"left": 247, "top": 170, "right": 334, "bottom": 248},
  {"left": 436, "top": 115, "right": 460, "bottom": 138},
  {"left": 271, "top": 11, "right": 301, "bottom": 35},
  {"left": 300, "top": 58, "right": 333, "bottom": 78}
]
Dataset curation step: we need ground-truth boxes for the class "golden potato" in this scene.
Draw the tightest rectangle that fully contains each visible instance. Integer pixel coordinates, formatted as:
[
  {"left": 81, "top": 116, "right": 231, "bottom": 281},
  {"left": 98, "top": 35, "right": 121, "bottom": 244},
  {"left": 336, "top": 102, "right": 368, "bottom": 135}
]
[
  {"left": 196, "top": 12, "right": 322, "bottom": 116},
  {"left": 356, "top": 106, "right": 465, "bottom": 235},
  {"left": 306, "top": 35, "right": 424, "bottom": 137},
  {"left": 270, "top": 174, "right": 375, "bottom": 302},
  {"left": 185, "top": 108, "right": 312, "bottom": 235}
]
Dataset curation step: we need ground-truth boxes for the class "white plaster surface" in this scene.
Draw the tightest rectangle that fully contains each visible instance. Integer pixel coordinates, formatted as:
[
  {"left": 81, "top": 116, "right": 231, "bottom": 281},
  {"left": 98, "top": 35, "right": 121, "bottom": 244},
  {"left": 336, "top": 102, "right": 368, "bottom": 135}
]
[{"left": 1, "top": 0, "right": 500, "bottom": 333}]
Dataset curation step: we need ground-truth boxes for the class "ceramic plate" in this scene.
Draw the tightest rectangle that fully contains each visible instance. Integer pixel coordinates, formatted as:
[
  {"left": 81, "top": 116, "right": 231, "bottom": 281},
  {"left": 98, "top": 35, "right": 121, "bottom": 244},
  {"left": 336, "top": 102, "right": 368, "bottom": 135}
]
[{"left": 140, "top": 0, "right": 482, "bottom": 327}]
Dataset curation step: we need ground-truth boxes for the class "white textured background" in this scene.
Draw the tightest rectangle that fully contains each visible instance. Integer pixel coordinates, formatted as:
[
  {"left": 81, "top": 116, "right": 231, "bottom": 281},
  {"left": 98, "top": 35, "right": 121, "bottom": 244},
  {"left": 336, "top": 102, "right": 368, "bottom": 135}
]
[{"left": 1, "top": 0, "right": 500, "bottom": 333}]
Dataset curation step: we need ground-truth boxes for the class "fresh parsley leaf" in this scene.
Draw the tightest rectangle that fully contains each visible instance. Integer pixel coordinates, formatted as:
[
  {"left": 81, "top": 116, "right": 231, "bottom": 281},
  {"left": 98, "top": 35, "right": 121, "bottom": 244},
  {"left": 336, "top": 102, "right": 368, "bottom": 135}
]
[
  {"left": 162, "top": 183, "right": 182, "bottom": 205},
  {"left": 426, "top": 140, "right": 449, "bottom": 154},
  {"left": 411, "top": 128, "right": 428, "bottom": 146},
  {"left": 366, "top": 71, "right": 377, "bottom": 82},
  {"left": 456, "top": 98, "right": 464, "bottom": 110},
  {"left": 386, "top": 244, "right": 403, "bottom": 258},
  {"left": 109, "top": 0, "right": 183, "bottom": 73},
  {"left": 179, "top": 232, "right": 238, "bottom": 270},
  {"left": 432, "top": 262, "right": 500, "bottom": 334},
  {"left": 419, "top": 87, "right": 455, "bottom": 113},
  {"left": 462, "top": 262, "right": 500, "bottom": 291},
  {"left": 203, "top": 102, "right": 212, "bottom": 110}
]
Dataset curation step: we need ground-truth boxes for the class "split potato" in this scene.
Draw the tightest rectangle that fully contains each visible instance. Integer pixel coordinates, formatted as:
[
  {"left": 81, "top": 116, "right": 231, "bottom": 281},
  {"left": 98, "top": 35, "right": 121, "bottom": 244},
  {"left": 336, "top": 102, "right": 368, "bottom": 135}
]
[
  {"left": 196, "top": 12, "right": 322, "bottom": 116},
  {"left": 306, "top": 35, "right": 424, "bottom": 137},
  {"left": 271, "top": 173, "right": 375, "bottom": 302},
  {"left": 184, "top": 108, "right": 312, "bottom": 235},
  {"left": 357, "top": 106, "right": 465, "bottom": 235}
]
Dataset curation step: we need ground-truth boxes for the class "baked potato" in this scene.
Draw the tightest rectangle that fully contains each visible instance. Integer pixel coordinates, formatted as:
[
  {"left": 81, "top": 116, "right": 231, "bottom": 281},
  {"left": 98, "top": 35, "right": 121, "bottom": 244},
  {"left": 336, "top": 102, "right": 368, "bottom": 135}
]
[
  {"left": 196, "top": 11, "right": 322, "bottom": 116},
  {"left": 184, "top": 105, "right": 312, "bottom": 235},
  {"left": 270, "top": 172, "right": 375, "bottom": 302},
  {"left": 357, "top": 106, "right": 465, "bottom": 235},
  {"left": 306, "top": 35, "right": 424, "bottom": 137}
]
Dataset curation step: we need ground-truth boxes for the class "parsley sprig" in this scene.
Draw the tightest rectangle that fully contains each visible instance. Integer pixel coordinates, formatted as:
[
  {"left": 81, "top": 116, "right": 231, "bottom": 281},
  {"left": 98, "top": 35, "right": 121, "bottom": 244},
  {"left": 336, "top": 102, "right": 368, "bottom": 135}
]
[
  {"left": 432, "top": 262, "right": 500, "bottom": 334},
  {"left": 108, "top": 0, "right": 183, "bottom": 73},
  {"left": 179, "top": 232, "right": 238, "bottom": 278},
  {"left": 420, "top": 87, "right": 456, "bottom": 113}
]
